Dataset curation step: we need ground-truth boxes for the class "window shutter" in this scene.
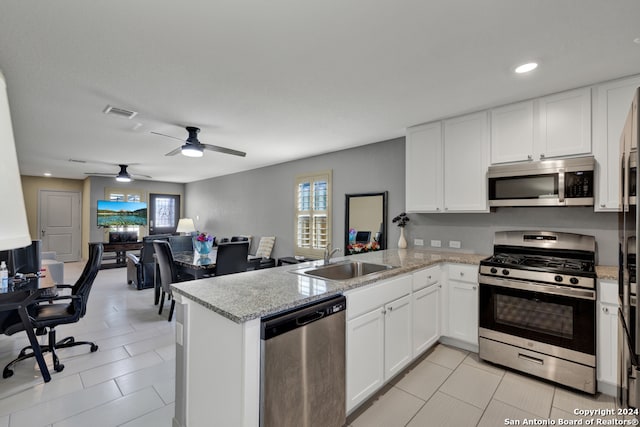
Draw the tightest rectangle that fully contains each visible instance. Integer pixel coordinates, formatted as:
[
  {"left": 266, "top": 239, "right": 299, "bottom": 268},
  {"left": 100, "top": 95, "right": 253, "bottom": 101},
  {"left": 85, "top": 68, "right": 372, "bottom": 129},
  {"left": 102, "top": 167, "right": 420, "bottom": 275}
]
[{"left": 294, "top": 171, "right": 332, "bottom": 258}]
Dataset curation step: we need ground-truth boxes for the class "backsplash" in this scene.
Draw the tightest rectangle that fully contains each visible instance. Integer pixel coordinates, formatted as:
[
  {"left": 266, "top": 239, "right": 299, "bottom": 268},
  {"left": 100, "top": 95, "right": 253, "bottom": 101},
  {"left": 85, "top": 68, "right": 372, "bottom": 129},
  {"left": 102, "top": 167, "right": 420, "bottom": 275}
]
[{"left": 404, "top": 207, "right": 618, "bottom": 266}]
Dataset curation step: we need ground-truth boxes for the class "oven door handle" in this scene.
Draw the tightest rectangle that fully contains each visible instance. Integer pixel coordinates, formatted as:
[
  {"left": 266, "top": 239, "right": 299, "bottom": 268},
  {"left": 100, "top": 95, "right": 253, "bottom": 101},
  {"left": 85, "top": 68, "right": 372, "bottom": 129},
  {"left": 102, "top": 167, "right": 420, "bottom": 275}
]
[{"left": 479, "top": 275, "right": 596, "bottom": 300}]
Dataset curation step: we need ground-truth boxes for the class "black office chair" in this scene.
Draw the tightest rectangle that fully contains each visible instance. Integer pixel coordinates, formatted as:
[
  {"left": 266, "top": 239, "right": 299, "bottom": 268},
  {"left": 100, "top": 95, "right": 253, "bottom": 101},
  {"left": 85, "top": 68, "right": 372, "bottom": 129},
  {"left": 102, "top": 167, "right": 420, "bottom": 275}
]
[
  {"left": 213, "top": 242, "right": 249, "bottom": 276},
  {"left": 2, "top": 242, "right": 104, "bottom": 378},
  {"left": 153, "top": 240, "right": 194, "bottom": 321}
]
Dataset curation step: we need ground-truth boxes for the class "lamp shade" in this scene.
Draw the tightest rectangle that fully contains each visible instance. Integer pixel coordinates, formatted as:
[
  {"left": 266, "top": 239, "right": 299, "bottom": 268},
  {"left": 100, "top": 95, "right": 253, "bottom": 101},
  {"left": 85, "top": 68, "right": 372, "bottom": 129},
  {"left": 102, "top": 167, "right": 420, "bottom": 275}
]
[
  {"left": 176, "top": 218, "right": 196, "bottom": 234},
  {"left": 0, "top": 70, "right": 31, "bottom": 251}
]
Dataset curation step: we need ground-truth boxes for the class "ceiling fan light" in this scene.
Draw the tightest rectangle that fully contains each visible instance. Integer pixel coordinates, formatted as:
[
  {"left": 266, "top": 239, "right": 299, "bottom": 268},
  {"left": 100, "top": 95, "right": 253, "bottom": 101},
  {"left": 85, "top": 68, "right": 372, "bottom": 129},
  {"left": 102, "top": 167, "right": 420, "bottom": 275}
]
[
  {"left": 181, "top": 144, "right": 204, "bottom": 158},
  {"left": 116, "top": 175, "right": 132, "bottom": 182}
]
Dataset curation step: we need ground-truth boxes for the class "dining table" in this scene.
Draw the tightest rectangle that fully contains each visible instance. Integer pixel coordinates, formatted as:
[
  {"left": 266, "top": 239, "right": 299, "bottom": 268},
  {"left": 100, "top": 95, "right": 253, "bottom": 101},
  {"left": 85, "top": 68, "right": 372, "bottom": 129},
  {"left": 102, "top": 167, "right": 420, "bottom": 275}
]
[
  {"left": 0, "top": 276, "right": 56, "bottom": 382},
  {"left": 153, "top": 250, "right": 218, "bottom": 306}
]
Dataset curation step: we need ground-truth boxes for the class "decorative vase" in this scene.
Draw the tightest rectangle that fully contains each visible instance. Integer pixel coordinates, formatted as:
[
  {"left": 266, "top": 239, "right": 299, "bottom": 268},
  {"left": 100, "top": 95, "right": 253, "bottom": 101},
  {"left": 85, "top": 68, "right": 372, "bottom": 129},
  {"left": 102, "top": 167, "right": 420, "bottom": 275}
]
[
  {"left": 398, "top": 227, "right": 407, "bottom": 249},
  {"left": 193, "top": 238, "right": 213, "bottom": 259}
]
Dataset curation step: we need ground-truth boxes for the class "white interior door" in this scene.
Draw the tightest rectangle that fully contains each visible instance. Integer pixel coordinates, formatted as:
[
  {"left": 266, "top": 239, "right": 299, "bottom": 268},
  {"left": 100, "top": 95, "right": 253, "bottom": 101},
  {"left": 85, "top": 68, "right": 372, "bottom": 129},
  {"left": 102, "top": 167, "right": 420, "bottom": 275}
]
[{"left": 38, "top": 190, "right": 81, "bottom": 262}]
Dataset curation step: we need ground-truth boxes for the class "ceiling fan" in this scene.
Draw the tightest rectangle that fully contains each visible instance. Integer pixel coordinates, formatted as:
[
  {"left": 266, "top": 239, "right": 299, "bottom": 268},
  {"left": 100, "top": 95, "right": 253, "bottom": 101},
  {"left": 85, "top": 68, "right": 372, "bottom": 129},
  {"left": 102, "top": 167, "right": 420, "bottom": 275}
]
[
  {"left": 151, "top": 126, "right": 246, "bottom": 158},
  {"left": 84, "top": 164, "right": 151, "bottom": 182}
]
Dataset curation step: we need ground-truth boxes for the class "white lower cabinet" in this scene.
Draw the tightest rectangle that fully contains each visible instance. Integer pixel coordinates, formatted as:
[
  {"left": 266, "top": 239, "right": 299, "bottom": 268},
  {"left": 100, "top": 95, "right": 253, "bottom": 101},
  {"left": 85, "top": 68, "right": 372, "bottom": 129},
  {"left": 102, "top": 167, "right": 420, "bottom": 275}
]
[
  {"left": 412, "top": 283, "right": 441, "bottom": 356},
  {"left": 597, "top": 279, "right": 619, "bottom": 389},
  {"left": 346, "top": 307, "right": 385, "bottom": 411},
  {"left": 345, "top": 275, "right": 412, "bottom": 412},
  {"left": 446, "top": 264, "right": 479, "bottom": 347},
  {"left": 384, "top": 294, "right": 413, "bottom": 379}
]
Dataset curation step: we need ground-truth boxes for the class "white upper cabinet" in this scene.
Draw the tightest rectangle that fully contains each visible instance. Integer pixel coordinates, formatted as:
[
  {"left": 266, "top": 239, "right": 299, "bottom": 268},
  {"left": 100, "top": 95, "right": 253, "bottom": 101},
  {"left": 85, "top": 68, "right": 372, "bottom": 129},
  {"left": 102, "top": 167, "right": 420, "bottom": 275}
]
[
  {"left": 489, "top": 87, "right": 592, "bottom": 166},
  {"left": 593, "top": 75, "right": 640, "bottom": 211},
  {"left": 537, "top": 87, "right": 592, "bottom": 160},
  {"left": 490, "top": 100, "right": 535, "bottom": 164},
  {"left": 405, "top": 122, "right": 443, "bottom": 212},
  {"left": 443, "top": 112, "right": 490, "bottom": 212},
  {"left": 405, "top": 113, "right": 489, "bottom": 213}
]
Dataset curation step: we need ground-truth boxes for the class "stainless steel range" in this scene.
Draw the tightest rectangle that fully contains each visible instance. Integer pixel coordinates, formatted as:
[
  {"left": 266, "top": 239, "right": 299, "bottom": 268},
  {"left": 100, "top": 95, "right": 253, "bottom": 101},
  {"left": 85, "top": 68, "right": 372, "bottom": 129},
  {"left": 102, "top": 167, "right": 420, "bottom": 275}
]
[{"left": 478, "top": 230, "right": 597, "bottom": 394}]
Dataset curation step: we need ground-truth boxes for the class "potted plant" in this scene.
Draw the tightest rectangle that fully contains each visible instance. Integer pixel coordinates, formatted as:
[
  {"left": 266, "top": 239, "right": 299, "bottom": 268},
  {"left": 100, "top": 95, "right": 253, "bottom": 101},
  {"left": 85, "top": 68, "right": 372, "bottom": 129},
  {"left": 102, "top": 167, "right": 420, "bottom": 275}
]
[{"left": 392, "top": 212, "right": 410, "bottom": 249}]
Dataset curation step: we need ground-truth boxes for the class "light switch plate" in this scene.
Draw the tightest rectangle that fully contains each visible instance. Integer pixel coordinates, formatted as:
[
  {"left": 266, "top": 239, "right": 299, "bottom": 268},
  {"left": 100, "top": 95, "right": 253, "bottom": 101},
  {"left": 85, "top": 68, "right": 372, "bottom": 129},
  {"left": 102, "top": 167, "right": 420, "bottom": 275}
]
[
  {"left": 414, "top": 239, "right": 424, "bottom": 246},
  {"left": 449, "top": 240, "right": 461, "bottom": 249},
  {"left": 430, "top": 240, "right": 441, "bottom": 248}
]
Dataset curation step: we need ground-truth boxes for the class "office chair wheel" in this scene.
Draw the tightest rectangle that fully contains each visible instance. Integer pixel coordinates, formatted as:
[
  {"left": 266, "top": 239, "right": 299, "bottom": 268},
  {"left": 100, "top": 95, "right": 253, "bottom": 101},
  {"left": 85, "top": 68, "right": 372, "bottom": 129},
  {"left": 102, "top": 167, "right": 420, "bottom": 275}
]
[
  {"left": 54, "top": 364, "right": 64, "bottom": 372},
  {"left": 90, "top": 344, "right": 99, "bottom": 352},
  {"left": 3, "top": 368, "right": 13, "bottom": 379}
]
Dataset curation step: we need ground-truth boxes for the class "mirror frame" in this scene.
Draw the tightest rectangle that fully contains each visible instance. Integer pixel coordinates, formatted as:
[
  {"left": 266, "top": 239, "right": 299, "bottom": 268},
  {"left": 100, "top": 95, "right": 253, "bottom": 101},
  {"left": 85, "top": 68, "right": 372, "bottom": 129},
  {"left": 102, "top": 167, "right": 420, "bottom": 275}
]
[{"left": 344, "top": 191, "right": 388, "bottom": 254}]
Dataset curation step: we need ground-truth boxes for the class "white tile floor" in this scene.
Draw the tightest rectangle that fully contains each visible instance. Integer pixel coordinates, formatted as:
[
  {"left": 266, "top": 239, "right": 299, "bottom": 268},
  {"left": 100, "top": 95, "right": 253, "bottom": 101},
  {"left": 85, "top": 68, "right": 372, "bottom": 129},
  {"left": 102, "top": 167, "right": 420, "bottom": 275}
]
[
  {"left": 0, "top": 262, "right": 624, "bottom": 426},
  {"left": 348, "top": 345, "right": 621, "bottom": 427}
]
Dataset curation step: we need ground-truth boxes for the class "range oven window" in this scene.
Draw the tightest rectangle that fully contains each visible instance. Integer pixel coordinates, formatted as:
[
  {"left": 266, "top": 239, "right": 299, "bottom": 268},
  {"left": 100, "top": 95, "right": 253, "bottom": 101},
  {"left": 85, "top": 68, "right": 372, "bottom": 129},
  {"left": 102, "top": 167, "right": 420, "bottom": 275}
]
[
  {"left": 495, "top": 294, "right": 573, "bottom": 340},
  {"left": 480, "top": 283, "right": 595, "bottom": 356},
  {"left": 489, "top": 174, "right": 558, "bottom": 200}
]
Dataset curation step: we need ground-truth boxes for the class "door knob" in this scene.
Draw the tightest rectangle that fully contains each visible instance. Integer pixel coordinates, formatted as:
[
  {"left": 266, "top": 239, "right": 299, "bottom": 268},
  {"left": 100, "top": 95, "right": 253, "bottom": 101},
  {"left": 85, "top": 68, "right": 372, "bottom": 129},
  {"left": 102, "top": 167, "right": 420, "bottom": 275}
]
[{"left": 41, "top": 229, "right": 45, "bottom": 236}]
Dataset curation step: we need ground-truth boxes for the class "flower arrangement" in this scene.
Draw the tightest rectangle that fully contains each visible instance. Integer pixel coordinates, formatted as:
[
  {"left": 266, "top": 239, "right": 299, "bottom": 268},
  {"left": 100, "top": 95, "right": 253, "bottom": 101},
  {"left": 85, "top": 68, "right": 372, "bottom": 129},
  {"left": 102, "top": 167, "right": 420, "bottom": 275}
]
[
  {"left": 195, "top": 232, "right": 214, "bottom": 243},
  {"left": 347, "top": 241, "right": 380, "bottom": 254},
  {"left": 392, "top": 212, "right": 409, "bottom": 228}
]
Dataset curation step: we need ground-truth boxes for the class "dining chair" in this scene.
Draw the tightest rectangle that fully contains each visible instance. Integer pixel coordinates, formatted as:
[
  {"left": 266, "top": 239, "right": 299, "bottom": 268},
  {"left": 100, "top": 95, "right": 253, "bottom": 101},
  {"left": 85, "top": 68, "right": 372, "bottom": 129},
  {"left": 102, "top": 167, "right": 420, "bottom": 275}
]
[
  {"left": 213, "top": 242, "right": 249, "bottom": 276},
  {"left": 153, "top": 240, "right": 194, "bottom": 321}
]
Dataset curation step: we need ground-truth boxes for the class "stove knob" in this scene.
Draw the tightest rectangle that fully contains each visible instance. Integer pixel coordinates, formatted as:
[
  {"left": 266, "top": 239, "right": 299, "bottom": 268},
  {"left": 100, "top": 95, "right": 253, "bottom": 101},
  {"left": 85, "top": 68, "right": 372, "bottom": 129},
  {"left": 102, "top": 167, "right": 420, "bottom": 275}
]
[
  {"left": 502, "top": 269, "right": 509, "bottom": 276},
  {"left": 554, "top": 275, "right": 563, "bottom": 282},
  {"left": 570, "top": 277, "right": 579, "bottom": 285},
  {"left": 490, "top": 267, "right": 498, "bottom": 274}
]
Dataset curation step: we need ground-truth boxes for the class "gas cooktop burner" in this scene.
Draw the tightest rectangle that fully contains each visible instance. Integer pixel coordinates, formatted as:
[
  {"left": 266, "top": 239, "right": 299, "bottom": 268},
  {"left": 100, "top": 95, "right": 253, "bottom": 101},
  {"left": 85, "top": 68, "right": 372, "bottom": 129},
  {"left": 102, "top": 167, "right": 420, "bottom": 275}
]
[{"left": 488, "top": 253, "right": 594, "bottom": 274}]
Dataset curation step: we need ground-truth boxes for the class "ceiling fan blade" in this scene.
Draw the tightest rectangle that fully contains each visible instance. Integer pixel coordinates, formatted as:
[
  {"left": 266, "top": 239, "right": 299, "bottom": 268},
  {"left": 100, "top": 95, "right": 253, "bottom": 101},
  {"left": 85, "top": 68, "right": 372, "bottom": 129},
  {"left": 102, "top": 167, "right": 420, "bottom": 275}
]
[
  {"left": 132, "top": 173, "right": 153, "bottom": 179},
  {"left": 151, "top": 131, "right": 186, "bottom": 142},
  {"left": 84, "top": 172, "right": 114, "bottom": 176},
  {"left": 202, "top": 143, "right": 246, "bottom": 157},
  {"left": 165, "top": 146, "right": 183, "bottom": 156}
]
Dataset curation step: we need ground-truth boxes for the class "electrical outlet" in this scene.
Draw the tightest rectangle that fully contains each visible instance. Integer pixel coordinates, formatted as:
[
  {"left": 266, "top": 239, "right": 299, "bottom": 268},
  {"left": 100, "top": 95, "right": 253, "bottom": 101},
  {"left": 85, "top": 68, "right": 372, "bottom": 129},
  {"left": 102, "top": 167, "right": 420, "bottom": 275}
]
[
  {"left": 414, "top": 239, "right": 424, "bottom": 246},
  {"left": 430, "top": 240, "right": 441, "bottom": 248},
  {"left": 449, "top": 240, "right": 461, "bottom": 249}
]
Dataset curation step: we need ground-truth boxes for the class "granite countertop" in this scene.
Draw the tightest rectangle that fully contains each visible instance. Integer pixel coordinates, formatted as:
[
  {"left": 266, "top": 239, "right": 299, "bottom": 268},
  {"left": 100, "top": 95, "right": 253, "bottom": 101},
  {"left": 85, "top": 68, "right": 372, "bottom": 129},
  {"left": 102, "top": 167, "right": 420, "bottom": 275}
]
[
  {"left": 171, "top": 249, "right": 486, "bottom": 323},
  {"left": 171, "top": 248, "right": 619, "bottom": 323}
]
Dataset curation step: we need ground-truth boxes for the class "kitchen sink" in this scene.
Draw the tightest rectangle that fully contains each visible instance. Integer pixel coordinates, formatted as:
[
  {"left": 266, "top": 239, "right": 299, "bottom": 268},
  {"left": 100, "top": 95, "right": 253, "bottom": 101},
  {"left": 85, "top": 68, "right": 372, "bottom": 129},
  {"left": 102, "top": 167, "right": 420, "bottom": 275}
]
[{"left": 293, "top": 261, "right": 396, "bottom": 281}]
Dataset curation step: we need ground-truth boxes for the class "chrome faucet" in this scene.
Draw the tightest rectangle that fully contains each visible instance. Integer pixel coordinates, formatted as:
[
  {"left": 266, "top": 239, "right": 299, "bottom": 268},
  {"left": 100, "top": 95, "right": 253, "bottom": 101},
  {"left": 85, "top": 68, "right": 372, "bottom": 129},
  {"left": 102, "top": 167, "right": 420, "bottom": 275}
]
[{"left": 324, "top": 244, "right": 341, "bottom": 265}]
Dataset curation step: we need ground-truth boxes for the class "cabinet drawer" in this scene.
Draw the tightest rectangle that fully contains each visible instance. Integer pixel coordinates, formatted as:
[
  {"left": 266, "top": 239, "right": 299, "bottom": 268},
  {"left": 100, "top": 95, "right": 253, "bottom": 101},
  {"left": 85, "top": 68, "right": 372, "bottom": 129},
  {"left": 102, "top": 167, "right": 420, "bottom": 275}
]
[
  {"left": 447, "top": 264, "right": 478, "bottom": 284},
  {"left": 346, "top": 275, "right": 412, "bottom": 320},
  {"left": 412, "top": 265, "right": 440, "bottom": 291},
  {"left": 598, "top": 279, "right": 619, "bottom": 306}
]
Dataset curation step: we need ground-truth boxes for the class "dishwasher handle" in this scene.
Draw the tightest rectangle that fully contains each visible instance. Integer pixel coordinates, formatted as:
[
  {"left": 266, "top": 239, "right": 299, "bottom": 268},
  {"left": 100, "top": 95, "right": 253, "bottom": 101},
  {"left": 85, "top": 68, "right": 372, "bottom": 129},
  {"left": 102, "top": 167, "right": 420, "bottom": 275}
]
[{"left": 296, "top": 311, "right": 325, "bottom": 326}]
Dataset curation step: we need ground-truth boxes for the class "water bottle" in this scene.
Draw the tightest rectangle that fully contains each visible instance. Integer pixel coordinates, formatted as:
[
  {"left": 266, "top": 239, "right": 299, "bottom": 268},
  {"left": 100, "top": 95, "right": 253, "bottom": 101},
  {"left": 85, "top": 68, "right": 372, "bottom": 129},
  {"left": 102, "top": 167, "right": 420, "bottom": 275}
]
[{"left": 0, "top": 261, "right": 8, "bottom": 292}]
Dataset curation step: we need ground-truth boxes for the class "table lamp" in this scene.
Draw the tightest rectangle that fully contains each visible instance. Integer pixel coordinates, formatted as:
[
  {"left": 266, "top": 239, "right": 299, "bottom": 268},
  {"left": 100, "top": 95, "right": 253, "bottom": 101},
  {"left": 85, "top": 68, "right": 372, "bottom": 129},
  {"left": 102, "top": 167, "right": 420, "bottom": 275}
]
[
  {"left": 0, "top": 70, "right": 31, "bottom": 252},
  {"left": 176, "top": 218, "right": 196, "bottom": 236}
]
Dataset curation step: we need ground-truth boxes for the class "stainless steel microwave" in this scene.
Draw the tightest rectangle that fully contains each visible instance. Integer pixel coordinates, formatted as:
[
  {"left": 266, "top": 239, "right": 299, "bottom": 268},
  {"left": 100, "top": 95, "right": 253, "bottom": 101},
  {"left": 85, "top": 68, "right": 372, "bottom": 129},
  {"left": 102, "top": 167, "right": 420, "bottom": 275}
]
[{"left": 487, "top": 156, "right": 595, "bottom": 207}]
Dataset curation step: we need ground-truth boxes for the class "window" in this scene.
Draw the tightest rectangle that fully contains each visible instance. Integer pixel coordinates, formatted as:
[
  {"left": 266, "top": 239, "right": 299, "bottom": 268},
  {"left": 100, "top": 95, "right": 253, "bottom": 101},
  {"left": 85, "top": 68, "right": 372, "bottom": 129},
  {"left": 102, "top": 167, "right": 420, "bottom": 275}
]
[{"left": 295, "top": 170, "right": 332, "bottom": 258}]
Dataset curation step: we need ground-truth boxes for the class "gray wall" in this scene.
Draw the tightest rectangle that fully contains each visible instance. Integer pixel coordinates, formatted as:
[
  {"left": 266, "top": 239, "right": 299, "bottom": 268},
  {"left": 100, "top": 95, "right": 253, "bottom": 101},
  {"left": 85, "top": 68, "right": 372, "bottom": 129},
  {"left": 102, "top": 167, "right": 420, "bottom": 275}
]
[
  {"left": 185, "top": 136, "right": 619, "bottom": 266},
  {"left": 89, "top": 176, "right": 185, "bottom": 243},
  {"left": 184, "top": 138, "right": 406, "bottom": 260}
]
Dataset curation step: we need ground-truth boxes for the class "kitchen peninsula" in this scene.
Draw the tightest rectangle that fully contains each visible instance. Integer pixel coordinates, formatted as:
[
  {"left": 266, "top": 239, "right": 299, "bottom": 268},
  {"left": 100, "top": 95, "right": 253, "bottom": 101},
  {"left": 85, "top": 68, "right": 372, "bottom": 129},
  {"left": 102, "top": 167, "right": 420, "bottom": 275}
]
[{"left": 170, "top": 248, "right": 486, "bottom": 427}]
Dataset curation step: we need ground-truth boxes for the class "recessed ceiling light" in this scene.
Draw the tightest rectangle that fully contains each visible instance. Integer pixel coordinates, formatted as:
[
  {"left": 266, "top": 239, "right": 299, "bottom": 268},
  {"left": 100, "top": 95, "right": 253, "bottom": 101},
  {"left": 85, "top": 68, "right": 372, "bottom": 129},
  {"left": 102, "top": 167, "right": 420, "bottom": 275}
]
[
  {"left": 515, "top": 62, "right": 538, "bottom": 74},
  {"left": 43, "top": 172, "right": 52, "bottom": 177}
]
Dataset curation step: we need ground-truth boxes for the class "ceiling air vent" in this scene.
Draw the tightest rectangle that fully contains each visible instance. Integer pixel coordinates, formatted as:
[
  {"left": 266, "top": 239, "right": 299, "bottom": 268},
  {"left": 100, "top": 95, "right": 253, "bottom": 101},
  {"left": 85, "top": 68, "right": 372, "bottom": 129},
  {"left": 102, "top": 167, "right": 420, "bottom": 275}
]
[{"left": 103, "top": 105, "right": 138, "bottom": 119}]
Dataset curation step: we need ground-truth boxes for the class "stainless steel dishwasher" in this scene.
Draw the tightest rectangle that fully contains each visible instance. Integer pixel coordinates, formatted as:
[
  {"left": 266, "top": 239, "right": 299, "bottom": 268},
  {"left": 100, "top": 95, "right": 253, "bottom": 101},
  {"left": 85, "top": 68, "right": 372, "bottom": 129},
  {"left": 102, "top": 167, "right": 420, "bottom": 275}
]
[{"left": 260, "top": 295, "right": 346, "bottom": 427}]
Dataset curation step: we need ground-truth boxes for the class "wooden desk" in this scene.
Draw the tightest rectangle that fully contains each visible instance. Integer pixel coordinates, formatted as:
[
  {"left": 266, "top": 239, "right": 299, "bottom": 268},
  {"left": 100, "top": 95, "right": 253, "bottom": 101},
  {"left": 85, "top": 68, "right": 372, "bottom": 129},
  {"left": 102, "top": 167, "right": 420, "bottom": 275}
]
[
  {"left": 0, "top": 278, "right": 52, "bottom": 382},
  {"left": 98, "top": 241, "right": 143, "bottom": 270}
]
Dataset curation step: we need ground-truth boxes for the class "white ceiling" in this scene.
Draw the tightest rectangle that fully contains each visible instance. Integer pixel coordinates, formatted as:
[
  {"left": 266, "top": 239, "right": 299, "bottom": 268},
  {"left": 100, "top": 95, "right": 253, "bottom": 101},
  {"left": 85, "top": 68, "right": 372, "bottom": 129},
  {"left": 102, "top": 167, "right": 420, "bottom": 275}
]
[{"left": 1, "top": 1, "right": 639, "bottom": 183}]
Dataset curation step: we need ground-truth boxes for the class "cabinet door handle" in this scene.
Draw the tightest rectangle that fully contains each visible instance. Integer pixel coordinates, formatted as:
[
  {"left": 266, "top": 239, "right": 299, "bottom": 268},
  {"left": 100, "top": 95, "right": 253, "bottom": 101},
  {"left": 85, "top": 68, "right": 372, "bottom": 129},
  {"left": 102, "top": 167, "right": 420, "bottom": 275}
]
[
  {"left": 388, "top": 306, "right": 393, "bottom": 312},
  {"left": 381, "top": 309, "right": 387, "bottom": 315},
  {"left": 527, "top": 154, "right": 533, "bottom": 161},
  {"left": 540, "top": 153, "right": 545, "bottom": 159},
  {"left": 472, "top": 286, "right": 477, "bottom": 290},
  {"left": 603, "top": 307, "right": 609, "bottom": 314},
  {"left": 460, "top": 272, "right": 464, "bottom": 277}
]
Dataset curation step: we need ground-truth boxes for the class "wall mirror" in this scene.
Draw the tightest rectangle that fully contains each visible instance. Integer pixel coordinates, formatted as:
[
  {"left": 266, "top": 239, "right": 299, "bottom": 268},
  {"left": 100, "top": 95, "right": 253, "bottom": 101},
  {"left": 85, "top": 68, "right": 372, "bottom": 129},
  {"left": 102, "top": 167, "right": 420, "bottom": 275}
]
[{"left": 344, "top": 191, "right": 387, "bottom": 254}]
